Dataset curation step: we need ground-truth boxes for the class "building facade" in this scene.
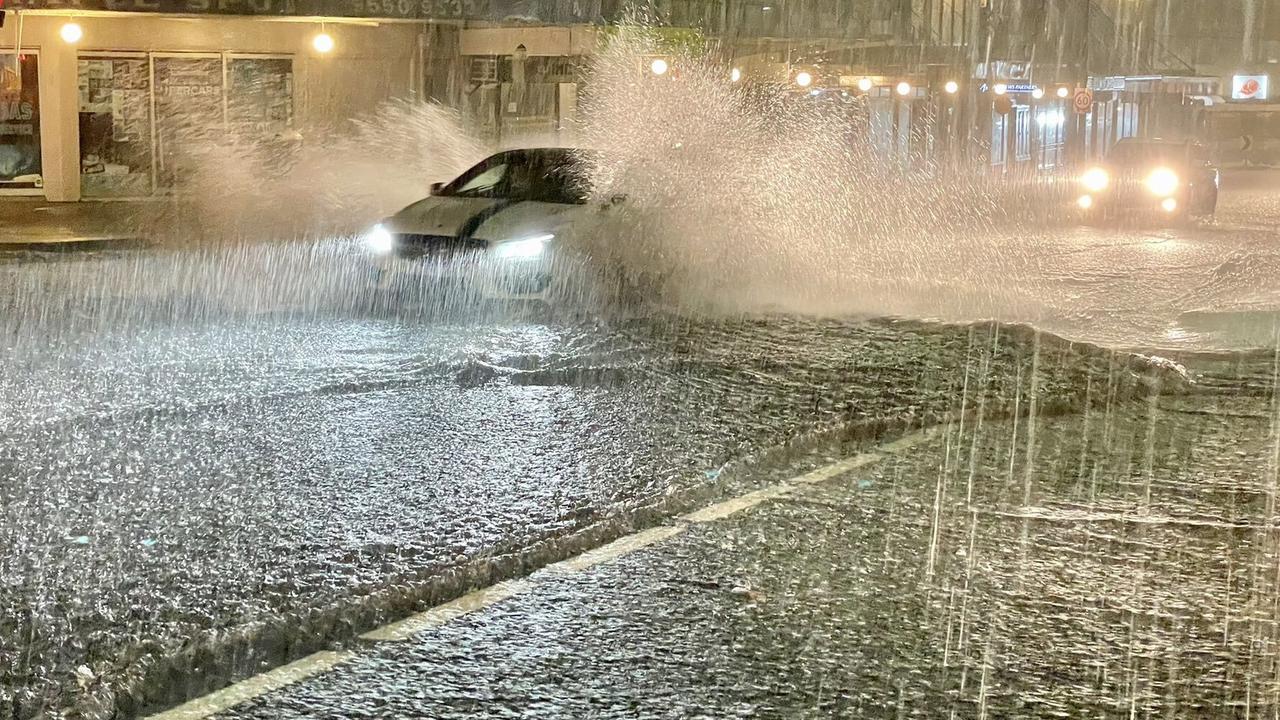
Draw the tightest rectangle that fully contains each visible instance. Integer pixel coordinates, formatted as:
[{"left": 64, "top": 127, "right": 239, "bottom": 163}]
[{"left": 1, "top": 0, "right": 1274, "bottom": 202}]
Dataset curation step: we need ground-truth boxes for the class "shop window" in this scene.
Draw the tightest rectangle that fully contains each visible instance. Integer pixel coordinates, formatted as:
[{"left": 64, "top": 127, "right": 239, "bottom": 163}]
[
  {"left": 227, "top": 57, "right": 294, "bottom": 136},
  {"left": 154, "top": 55, "right": 224, "bottom": 191},
  {"left": 78, "top": 52, "right": 294, "bottom": 197},
  {"left": 991, "top": 111, "right": 1007, "bottom": 166},
  {"left": 1014, "top": 105, "right": 1031, "bottom": 162},
  {"left": 79, "top": 56, "right": 151, "bottom": 198},
  {"left": 0, "top": 53, "right": 42, "bottom": 190}
]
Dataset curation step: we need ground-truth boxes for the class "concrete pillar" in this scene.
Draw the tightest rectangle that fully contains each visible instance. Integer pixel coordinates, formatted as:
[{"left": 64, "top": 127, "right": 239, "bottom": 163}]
[{"left": 37, "top": 28, "right": 79, "bottom": 201}]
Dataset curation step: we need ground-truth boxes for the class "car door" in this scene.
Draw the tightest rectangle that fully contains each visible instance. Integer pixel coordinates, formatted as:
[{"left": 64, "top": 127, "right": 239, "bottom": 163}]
[{"left": 1187, "top": 144, "right": 1217, "bottom": 205}]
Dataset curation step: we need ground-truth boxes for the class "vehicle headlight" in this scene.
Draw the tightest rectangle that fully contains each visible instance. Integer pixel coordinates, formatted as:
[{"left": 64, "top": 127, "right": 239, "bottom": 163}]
[
  {"left": 366, "top": 223, "right": 395, "bottom": 254},
  {"left": 1080, "top": 167, "right": 1109, "bottom": 193},
  {"left": 493, "top": 233, "right": 554, "bottom": 260},
  {"left": 1145, "top": 167, "right": 1179, "bottom": 197}
]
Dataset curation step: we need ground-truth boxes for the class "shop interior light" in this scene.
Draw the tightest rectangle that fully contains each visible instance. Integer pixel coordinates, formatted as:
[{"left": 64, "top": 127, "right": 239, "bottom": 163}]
[
  {"left": 857, "top": 77, "right": 874, "bottom": 92},
  {"left": 313, "top": 32, "right": 335, "bottom": 54},
  {"left": 1031, "top": 87, "right": 1045, "bottom": 99},
  {"left": 1056, "top": 86, "right": 1070, "bottom": 98},
  {"left": 895, "top": 81, "right": 911, "bottom": 96},
  {"left": 794, "top": 71, "right": 813, "bottom": 88},
  {"left": 944, "top": 80, "right": 959, "bottom": 94},
  {"left": 650, "top": 58, "right": 669, "bottom": 76},
  {"left": 993, "top": 83, "right": 1008, "bottom": 95},
  {"left": 60, "top": 22, "right": 83, "bottom": 44}
]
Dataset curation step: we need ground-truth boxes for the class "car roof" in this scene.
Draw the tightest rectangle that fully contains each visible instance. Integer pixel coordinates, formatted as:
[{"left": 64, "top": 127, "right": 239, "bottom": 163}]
[{"left": 487, "top": 147, "right": 597, "bottom": 161}]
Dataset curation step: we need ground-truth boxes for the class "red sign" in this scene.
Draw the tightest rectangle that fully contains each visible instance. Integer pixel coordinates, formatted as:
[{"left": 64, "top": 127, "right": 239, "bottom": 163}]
[
  {"left": 1233, "top": 75, "right": 1269, "bottom": 100},
  {"left": 1072, "top": 87, "right": 1093, "bottom": 113}
]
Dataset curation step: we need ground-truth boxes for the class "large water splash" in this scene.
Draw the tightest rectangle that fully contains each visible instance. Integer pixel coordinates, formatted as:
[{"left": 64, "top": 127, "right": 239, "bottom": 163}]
[
  {"left": 570, "top": 26, "right": 1046, "bottom": 319},
  {"left": 171, "top": 98, "right": 488, "bottom": 241}
]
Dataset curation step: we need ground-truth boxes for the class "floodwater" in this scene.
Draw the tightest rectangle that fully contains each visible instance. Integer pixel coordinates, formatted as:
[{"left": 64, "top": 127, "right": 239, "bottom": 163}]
[{"left": 6, "top": 29, "right": 1280, "bottom": 720}]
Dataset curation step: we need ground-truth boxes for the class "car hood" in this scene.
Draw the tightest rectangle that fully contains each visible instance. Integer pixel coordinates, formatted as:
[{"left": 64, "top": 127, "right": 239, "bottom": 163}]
[{"left": 384, "top": 196, "right": 582, "bottom": 244}]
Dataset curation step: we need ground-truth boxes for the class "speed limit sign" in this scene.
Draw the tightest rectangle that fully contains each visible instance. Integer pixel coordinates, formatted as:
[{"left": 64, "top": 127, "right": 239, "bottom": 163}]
[{"left": 1072, "top": 87, "right": 1093, "bottom": 113}]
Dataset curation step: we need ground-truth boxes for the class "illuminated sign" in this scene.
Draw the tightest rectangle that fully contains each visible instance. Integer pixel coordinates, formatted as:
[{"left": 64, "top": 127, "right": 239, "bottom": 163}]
[
  {"left": 978, "top": 82, "right": 1036, "bottom": 94},
  {"left": 1232, "top": 74, "right": 1269, "bottom": 101}
]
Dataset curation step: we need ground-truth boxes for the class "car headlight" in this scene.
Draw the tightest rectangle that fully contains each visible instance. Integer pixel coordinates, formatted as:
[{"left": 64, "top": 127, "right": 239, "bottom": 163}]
[
  {"left": 366, "top": 223, "right": 395, "bottom": 254},
  {"left": 493, "top": 233, "right": 554, "bottom": 260},
  {"left": 1145, "top": 167, "right": 1179, "bottom": 197},
  {"left": 1080, "top": 167, "right": 1109, "bottom": 193}
]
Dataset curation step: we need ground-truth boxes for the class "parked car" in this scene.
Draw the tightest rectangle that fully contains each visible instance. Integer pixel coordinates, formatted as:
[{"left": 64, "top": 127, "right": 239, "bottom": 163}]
[
  {"left": 1075, "top": 139, "right": 1219, "bottom": 221},
  {"left": 362, "top": 147, "right": 628, "bottom": 304}
]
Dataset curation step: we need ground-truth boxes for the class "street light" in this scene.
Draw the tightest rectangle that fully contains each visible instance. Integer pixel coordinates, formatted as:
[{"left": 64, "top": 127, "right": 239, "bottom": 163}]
[
  {"left": 857, "top": 77, "right": 874, "bottom": 92},
  {"left": 60, "top": 22, "right": 83, "bottom": 44},
  {"left": 1032, "top": 87, "right": 1045, "bottom": 99},
  {"left": 1056, "top": 86, "right": 1070, "bottom": 98},
  {"left": 896, "top": 81, "right": 911, "bottom": 96},
  {"left": 944, "top": 80, "right": 959, "bottom": 94},
  {"left": 313, "top": 32, "right": 335, "bottom": 54},
  {"left": 730, "top": 67, "right": 742, "bottom": 83},
  {"left": 993, "top": 83, "right": 1008, "bottom": 95},
  {"left": 650, "top": 58, "right": 669, "bottom": 76},
  {"left": 794, "top": 71, "right": 813, "bottom": 88}
]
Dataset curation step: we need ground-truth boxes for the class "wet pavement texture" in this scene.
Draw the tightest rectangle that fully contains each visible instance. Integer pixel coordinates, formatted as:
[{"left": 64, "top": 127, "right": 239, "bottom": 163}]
[
  {"left": 221, "top": 394, "right": 1280, "bottom": 719},
  {"left": 0, "top": 310, "right": 1160, "bottom": 718},
  {"left": 4, "top": 171, "right": 1280, "bottom": 718}
]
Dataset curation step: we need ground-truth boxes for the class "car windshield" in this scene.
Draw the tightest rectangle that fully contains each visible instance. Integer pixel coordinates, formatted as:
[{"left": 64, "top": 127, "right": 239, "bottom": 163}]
[
  {"left": 1108, "top": 142, "right": 1192, "bottom": 166},
  {"left": 437, "top": 149, "right": 591, "bottom": 204}
]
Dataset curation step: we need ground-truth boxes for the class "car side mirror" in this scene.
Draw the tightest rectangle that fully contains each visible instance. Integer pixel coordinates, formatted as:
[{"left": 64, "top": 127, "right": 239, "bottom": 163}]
[{"left": 429, "top": 181, "right": 443, "bottom": 196}]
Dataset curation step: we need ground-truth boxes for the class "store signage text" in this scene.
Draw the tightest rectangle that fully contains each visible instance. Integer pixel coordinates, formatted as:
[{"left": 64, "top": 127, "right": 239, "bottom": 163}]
[
  {"left": 977, "top": 82, "right": 1037, "bottom": 94},
  {"left": 0, "top": 99, "right": 35, "bottom": 122}
]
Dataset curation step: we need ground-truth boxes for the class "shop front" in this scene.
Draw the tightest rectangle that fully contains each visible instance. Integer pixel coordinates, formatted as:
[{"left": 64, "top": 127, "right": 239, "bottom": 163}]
[
  {"left": 0, "top": 51, "right": 43, "bottom": 192},
  {"left": 79, "top": 51, "right": 294, "bottom": 197},
  {"left": 0, "top": 13, "right": 423, "bottom": 201}
]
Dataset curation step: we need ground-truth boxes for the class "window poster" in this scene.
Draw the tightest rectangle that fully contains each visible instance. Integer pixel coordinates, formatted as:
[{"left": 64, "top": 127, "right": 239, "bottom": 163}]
[{"left": 0, "top": 53, "right": 41, "bottom": 188}]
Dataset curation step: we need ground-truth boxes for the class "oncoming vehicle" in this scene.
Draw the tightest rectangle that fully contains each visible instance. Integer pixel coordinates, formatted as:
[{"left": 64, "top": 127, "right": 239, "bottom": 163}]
[
  {"left": 1075, "top": 139, "right": 1219, "bottom": 221},
  {"left": 362, "top": 147, "right": 627, "bottom": 304}
]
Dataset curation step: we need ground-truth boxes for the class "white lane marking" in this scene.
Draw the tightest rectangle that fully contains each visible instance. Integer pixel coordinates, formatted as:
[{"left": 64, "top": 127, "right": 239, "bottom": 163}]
[
  {"left": 542, "top": 525, "right": 686, "bottom": 574},
  {"left": 143, "top": 650, "right": 353, "bottom": 720},
  {"left": 682, "top": 484, "right": 794, "bottom": 523},
  {"left": 789, "top": 452, "right": 884, "bottom": 485},
  {"left": 877, "top": 429, "right": 933, "bottom": 454},
  {"left": 360, "top": 579, "right": 534, "bottom": 642},
  {"left": 148, "top": 431, "right": 920, "bottom": 717}
]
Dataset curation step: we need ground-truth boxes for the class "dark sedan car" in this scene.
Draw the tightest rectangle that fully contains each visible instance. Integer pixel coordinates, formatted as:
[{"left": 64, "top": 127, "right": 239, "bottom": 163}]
[{"left": 1075, "top": 139, "right": 1219, "bottom": 220}]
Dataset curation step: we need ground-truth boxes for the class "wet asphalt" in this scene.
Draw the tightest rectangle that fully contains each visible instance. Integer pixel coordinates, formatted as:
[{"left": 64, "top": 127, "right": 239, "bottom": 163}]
[
  {"left": 0, "top": 304, "right": 1161, "bottom": 719},
  {"left": 219, "top": 394, "right": 1280, "bottom": 719},
  {"left": 5, "top": 175, "right": 1280, "bottom": 717}
]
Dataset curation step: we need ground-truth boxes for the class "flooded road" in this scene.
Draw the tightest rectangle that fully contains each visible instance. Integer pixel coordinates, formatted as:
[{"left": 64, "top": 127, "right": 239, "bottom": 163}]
[
  {"left": 1, "top": 309, "right": 1163, "bottom": 718},
  {"left": 4, "top": 171, "right": 1280, "bottom": 718},
  {"left": 216, "top": 394, "right": 1280, "bottom": 719}
]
